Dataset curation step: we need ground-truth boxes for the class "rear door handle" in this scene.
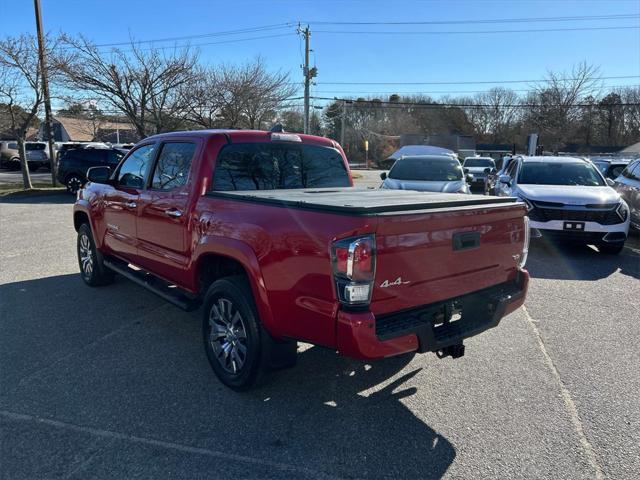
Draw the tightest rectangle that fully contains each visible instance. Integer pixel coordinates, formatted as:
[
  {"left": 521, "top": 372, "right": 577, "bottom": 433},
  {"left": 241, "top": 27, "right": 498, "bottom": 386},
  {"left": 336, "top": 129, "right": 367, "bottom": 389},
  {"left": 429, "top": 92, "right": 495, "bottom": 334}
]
[
  {"left": 125, "top": 201, "right": 137, "bottom": 209},
  {"left": 165, "top": 208, "right": 182, "bottom": 218}
]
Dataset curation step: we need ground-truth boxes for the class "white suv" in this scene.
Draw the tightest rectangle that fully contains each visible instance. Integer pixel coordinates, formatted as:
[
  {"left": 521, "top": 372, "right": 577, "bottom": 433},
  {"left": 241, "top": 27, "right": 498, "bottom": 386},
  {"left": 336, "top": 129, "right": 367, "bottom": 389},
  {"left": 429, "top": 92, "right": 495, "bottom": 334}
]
[{"left": 496, "top": 156, "right": 630, "bottom": 254}]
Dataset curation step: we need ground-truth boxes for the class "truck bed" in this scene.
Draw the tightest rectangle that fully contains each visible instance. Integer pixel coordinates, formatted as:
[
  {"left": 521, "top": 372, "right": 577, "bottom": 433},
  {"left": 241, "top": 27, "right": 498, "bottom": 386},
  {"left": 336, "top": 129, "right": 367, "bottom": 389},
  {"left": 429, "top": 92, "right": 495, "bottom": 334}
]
[{"left": 208, "top": 188, "right": 516, "bottom": 215}]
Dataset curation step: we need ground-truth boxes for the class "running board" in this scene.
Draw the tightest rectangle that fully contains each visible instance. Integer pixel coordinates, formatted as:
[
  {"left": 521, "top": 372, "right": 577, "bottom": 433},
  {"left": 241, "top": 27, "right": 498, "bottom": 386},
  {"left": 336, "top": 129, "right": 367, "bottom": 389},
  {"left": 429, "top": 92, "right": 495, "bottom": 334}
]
[{"left": 104, "top": 259, "right": 200, "bottom": 312}]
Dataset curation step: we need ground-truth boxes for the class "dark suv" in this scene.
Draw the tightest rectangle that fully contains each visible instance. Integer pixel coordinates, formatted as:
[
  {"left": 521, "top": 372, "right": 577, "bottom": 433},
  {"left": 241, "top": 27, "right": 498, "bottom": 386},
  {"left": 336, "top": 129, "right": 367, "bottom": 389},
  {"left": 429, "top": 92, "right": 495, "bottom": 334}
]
[{"left": 57, "top": 148, "right": 125, "bottom": 194}]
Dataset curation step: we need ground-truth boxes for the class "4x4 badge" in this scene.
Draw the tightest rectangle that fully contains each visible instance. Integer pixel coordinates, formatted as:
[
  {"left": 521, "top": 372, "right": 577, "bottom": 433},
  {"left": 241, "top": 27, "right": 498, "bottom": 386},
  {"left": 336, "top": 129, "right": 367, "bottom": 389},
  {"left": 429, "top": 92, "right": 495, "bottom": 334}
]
[{"left": 380, "top": 277, "right": 410, "bottom": 288}]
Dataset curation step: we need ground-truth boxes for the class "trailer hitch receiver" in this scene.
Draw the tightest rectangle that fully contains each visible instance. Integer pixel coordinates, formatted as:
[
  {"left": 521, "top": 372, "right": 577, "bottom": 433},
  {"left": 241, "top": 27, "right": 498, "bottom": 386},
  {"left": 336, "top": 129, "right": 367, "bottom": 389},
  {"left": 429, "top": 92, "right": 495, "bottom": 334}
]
[{"left": 436, "top": 343, "right": 465, "bottom": 359}]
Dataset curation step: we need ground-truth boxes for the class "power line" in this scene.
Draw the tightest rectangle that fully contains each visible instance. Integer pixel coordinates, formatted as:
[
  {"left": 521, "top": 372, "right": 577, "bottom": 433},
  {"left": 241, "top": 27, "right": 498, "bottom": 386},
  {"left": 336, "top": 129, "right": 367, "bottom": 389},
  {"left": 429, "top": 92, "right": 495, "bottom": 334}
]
[
  {"left": 316, "top": 75, "right": 640, "bottom": 86},
  {"left": 89, "top": 23, "right": 295, "bottom": 48},
  {"left": 314, "top": 25, "right": 640, "bottom": 35},
  {"left": 102, "top": 32, "right": 298, "bottom": 53},
  {"left": 304, "top": 14, "right": 640, "bottom": 26},
  {"left": 312, "top": 84, "right": 640, "bottom": 95}
]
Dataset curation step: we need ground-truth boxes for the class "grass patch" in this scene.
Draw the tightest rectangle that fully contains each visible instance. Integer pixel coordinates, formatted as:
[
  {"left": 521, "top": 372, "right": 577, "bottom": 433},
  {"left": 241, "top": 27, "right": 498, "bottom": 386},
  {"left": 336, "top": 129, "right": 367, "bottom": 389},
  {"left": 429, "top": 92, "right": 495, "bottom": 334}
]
[{"left": 0, "top": 183, "right": 66, "bottom": 197}]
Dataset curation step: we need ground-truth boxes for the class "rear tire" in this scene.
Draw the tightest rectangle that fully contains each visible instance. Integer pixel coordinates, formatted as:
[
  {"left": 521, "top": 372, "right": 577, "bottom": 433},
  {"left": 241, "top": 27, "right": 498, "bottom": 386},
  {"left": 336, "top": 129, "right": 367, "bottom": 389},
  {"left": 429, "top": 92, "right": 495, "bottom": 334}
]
[
  {"left": 598, "top": 242, "right": 624, "bottom": 255},
  {"left": 202, "top": 276, "right": 283, "bottom": 390},
  {"left": 77, "top": 223, "right": 114, "bottom": 286}
]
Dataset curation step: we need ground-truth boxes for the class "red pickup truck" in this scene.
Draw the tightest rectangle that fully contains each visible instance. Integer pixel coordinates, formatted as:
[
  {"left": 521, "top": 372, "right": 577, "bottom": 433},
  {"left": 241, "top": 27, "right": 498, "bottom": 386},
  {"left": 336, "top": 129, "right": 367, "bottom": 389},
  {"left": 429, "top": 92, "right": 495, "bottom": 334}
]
[{"left": 74, "top": 130, "right": 530, "bottom": 389}]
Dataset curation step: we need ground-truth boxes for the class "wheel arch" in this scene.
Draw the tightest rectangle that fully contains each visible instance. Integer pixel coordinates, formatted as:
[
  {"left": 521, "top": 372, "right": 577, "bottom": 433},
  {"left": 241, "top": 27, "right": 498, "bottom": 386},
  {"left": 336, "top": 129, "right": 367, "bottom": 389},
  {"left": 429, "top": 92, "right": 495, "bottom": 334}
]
[{"left": 193, "top": 240, "right": 278, "bottom": 338}]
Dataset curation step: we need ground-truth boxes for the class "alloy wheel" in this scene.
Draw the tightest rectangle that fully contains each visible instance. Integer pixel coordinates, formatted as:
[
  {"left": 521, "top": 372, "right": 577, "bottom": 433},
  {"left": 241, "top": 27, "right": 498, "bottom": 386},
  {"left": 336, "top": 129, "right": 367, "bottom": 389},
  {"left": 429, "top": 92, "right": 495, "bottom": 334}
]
[
  {"left": 79, "top": 233, "right": 94, "bottom": 277},
  {"left": 208, "top": 298, "right": 248, "bottom": 374},
  {"left": 67, "top": 176, "right": 82, "bottom": 194}
]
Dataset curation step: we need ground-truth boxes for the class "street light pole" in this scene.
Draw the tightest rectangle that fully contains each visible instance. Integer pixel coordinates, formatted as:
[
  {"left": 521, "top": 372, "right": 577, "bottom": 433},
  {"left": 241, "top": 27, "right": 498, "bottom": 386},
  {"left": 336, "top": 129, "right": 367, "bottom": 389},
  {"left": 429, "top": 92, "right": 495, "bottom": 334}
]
[{"left": 33, "top": 0, "right": 57, "bottom": 186}]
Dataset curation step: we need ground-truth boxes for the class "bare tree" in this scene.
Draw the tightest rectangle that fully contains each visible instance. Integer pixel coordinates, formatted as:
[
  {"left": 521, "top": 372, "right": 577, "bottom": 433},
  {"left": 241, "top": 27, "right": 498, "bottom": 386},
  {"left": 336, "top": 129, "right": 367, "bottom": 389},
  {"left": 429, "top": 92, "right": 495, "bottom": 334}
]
[
  {"left": 0, "top": 34, "right": 58, "bottom": 189},
  {"left": 525, "top": 61, "right": 601, "bottom": 151},
  {"left": 184, "top": 58, "right": 297, "bottom": 130},
  {"left": 240, "top": 58, "right": 297, "bottom": 129},
  {"left": 57, "top": 36, "right": 199, "bottom": 138}
]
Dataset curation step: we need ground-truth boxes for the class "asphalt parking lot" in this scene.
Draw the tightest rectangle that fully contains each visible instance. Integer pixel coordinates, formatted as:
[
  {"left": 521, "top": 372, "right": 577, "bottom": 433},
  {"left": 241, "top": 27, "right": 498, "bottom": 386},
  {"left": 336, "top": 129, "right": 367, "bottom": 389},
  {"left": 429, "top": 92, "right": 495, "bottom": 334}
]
[{"left": 1, "top": 185, "right": 638, "bottom": 479}]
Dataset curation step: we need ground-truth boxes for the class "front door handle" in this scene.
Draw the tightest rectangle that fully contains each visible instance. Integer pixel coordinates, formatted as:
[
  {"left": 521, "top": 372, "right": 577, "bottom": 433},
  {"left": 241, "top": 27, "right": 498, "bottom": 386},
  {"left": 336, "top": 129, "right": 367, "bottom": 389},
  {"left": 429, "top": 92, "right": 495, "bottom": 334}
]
[
  {"left": 165, "top": 208, "right": 182, "bottom": 218},
  {"left": 125, "top": 201, "right": 137, "bottom": 209}
]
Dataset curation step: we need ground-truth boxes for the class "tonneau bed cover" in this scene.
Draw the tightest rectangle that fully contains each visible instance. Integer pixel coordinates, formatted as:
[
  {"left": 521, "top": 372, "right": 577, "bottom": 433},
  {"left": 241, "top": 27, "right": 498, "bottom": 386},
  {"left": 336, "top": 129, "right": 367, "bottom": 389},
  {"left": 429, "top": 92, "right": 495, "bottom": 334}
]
[{"left": 209, "top": 188, "right": 517, "bottom": 214}]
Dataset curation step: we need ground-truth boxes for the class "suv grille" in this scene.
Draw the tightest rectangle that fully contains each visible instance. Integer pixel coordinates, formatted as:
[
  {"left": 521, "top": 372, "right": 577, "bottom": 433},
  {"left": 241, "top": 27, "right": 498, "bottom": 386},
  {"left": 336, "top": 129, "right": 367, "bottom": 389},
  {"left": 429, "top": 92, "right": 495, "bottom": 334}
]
[{"left": 530, "top": 202, "right": 621, "bottom": 225}]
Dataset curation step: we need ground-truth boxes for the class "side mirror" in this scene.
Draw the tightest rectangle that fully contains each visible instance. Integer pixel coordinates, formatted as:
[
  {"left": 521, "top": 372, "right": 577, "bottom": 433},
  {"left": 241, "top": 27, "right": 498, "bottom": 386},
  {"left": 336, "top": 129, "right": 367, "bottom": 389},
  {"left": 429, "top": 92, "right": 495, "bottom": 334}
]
[
  {"left": 87, "top": 166, "right": 111, "bottom": 184},
  {"left": 380, "top": 172, "right": 387, "bottom": 180},
  {"left": 465, "top": 174, "right": 473, "bottom": 183},
  {"left": 498, "top": 174, "right": 511, "bottom": 186},
  {"left": 463, "top": 168, "right": 469, "bottom": 174},
  {"left": 606, "top": 178, "right": 615, "bottom": 187},
  {"left": 484, "top": 167, "right": 491, "bottom": 174}
]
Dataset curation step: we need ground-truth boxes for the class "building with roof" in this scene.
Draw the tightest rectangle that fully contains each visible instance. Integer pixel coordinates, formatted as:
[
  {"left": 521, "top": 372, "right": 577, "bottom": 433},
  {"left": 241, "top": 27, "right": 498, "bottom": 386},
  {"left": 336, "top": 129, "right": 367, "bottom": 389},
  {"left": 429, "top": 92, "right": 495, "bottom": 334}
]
[{"left": 36, "top": 116, "right": 138, "bottom": 143}]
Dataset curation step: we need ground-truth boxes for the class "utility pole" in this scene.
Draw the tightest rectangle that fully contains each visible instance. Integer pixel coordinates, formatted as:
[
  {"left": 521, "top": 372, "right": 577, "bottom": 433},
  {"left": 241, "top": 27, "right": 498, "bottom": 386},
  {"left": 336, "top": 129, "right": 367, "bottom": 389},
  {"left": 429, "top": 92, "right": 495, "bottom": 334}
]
[
  {"left": 298, "top": 25, "right": 317, "bottom": 134},
  {"left": 340, "top": 100, "right": 346, "bottom": 146},
  {"left": 33, "top": 0, "right": 57, "bottom": 186}
]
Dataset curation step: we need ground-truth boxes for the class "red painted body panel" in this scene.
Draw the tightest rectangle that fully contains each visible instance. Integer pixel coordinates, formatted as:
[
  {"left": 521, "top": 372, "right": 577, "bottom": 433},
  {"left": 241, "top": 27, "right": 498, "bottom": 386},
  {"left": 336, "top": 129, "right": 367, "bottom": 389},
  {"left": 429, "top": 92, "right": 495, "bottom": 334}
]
[{"left": 74, "top": 129, "right": 529, "bottom": 359}]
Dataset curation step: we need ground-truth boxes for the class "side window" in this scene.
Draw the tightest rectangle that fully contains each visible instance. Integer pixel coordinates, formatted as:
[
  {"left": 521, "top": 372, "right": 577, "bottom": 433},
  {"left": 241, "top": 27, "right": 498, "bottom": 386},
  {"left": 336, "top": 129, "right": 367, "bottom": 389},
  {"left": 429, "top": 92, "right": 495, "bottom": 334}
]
[
  {"left": 117, "top": 144, "right": 156, "bottom": 189},
  {"left": 506, "top": 160, "right": 518, "bottom": 178},
  {"left": 621, "top": 162, "right": 638, "bottom": 179},
  {"left": 150, "top": 142, "right": 196, "bottom": 190}
]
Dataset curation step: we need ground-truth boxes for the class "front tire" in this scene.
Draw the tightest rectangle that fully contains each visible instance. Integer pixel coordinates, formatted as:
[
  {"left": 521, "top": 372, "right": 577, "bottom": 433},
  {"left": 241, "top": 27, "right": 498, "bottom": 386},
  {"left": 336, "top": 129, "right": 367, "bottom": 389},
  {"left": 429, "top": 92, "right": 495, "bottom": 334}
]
[
  {"left": 598, "top": 242, "right": 624, "bottom": 255},
  {"left": 66, "top": 174, "right": 83, "bottom": 195},
  {"left": 77, "top": 224, "right": 114, "bottom": 286}
]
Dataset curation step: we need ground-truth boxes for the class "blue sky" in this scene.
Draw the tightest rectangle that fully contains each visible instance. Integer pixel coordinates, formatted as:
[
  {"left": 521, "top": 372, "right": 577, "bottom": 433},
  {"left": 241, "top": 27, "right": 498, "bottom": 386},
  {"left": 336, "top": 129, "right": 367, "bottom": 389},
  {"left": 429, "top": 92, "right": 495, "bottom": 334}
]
[{"left": 3, "top": 0, "right": 640, "bottom": 106}]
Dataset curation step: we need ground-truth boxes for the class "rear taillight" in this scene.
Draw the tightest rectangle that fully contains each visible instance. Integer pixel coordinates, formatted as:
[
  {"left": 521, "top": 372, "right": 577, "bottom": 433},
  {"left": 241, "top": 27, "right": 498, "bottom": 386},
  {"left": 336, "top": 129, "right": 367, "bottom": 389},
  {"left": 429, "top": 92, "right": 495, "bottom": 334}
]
[
  {"left": 331, "top": 235, "right": 376, "bottom": 306},
  {"left": 519, "top": 216, "right": 530, "bottom": 269}
]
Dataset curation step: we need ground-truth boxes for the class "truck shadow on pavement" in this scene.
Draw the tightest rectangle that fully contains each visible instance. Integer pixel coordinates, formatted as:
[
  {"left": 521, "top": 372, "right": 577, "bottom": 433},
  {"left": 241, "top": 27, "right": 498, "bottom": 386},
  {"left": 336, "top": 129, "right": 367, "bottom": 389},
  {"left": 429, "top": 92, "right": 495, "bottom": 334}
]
[
  {"left": 1, "top": 273, "right": 456, "bottom": 479},
  {"left": 526, "top": 239, "right": 640, "bottom": 281}
]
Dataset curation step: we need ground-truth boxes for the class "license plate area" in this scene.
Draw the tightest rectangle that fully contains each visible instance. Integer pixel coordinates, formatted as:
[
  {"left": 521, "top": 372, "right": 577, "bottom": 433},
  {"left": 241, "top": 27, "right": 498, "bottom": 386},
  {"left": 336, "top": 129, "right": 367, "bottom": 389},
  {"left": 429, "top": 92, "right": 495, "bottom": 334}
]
[{"left": 563, "top": 221, "right": 585, "bottom": 231}]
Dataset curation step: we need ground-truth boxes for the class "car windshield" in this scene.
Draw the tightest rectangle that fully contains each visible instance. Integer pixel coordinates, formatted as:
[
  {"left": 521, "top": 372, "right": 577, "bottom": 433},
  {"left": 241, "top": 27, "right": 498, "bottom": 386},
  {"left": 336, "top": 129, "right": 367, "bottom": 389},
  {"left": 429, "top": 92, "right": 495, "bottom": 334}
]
[
  {"left": 592, "top": 161, "right": 609, "bottom": 174},
  {"left": 518, "top": 162, "right": 605, "bottom": 186},
  {"left": 463, "top": 158, "right": 495, "bottom": 168},
  {"left": 26, "top": 143, "right": 46, "bottom": 150},
  {"left": 389, "top": 157, "right": 463, "bottom": 181}
]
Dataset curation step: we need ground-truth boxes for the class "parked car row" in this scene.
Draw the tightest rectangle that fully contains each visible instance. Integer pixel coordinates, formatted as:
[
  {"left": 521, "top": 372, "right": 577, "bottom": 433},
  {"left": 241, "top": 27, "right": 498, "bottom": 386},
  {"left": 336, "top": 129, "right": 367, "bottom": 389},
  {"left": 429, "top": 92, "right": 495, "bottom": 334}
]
[
  {"left": 378, "top": 152, "right": 639, "bottom": 255},
  {"left": 0, "top": 140, "right": 135, "bottom": 173}
]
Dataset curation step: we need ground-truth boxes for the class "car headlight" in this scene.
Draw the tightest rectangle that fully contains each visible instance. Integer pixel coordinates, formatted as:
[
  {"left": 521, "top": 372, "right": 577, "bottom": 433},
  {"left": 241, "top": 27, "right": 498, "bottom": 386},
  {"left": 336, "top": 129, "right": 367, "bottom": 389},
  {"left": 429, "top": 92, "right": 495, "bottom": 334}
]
[
  {"left": 518, "top": 196, "right": 534, "bottom": 212},
  {"left": 616, "top": 200, "right": 629, "bottom": 222}
]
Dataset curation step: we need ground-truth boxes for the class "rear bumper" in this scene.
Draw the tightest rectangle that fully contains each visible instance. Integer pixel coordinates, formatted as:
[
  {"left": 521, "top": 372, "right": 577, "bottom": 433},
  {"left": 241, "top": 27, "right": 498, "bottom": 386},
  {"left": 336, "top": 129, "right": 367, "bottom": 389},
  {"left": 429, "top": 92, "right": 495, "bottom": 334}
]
[
  {"left": 336, "top": 270, "right": 529, "bottom": 360},
  {"left": 530, "top": 219, "right": 629, "bottom": 243}
]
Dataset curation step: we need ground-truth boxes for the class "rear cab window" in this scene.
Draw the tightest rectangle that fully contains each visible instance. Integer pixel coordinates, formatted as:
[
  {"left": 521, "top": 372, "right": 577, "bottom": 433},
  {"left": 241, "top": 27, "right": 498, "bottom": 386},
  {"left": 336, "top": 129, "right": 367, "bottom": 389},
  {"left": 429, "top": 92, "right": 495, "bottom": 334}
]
[{"left": 211, "top": 142, "right": 350, "bottom": 191}]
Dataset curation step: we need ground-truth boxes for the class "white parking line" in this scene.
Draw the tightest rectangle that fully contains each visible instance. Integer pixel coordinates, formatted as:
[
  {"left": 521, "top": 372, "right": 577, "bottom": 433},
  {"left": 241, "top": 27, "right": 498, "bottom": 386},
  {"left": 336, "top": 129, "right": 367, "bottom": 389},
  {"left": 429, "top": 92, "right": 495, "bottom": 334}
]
[
  {"left": 0, "top": 410, "right": 338, "bottom": 479},
  {"left": 522, "top": 306, "right": 605, "bottom": 480}
]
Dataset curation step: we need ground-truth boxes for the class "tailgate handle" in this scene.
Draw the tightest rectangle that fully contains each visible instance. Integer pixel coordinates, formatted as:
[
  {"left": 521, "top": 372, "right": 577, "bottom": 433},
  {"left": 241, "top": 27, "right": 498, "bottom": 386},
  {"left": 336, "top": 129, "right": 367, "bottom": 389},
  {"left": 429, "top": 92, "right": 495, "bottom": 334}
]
[{"left": 453, "top": 231, "right": 480, "bottom": 251}]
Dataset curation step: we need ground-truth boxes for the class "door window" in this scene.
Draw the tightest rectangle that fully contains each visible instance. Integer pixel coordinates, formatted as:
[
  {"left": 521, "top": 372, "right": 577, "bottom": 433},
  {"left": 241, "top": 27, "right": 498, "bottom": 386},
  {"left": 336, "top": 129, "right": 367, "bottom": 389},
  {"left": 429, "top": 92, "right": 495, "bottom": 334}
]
[
  {"left": 505, "top": 159, "right": 518, "bottom": 178},
  {"left": 117, "top": 144, "right": 156, "bottom": 189},
  {"left": 150, "top": 142, "right": 196, "bottom": 190}
]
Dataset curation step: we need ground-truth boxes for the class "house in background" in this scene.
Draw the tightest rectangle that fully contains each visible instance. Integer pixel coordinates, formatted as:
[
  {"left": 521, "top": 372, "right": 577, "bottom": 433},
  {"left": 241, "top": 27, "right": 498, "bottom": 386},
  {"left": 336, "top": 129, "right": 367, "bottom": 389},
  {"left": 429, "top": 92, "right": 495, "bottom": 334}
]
[{"left": 36, "top": 116, "right": 139, "bottom": 143}]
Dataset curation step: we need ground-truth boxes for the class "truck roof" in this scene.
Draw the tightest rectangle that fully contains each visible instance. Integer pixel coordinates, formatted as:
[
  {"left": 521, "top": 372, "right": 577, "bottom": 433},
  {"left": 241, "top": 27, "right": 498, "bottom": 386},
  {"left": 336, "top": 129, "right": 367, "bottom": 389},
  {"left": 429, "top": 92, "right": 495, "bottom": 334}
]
[
  {"left": 209, "top": 188, "right": 517, "bottom": 215},
  {"left": 144, "top": 129, "right": 337, "bottom": 148}
]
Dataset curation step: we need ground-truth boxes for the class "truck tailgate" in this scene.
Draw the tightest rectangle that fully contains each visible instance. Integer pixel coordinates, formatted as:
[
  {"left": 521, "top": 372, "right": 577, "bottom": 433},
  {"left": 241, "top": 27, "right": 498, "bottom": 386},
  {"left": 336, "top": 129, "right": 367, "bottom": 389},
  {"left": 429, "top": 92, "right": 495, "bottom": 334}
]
[{"left": 371, "top": 203, "right": 527, "bottom": 316}]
